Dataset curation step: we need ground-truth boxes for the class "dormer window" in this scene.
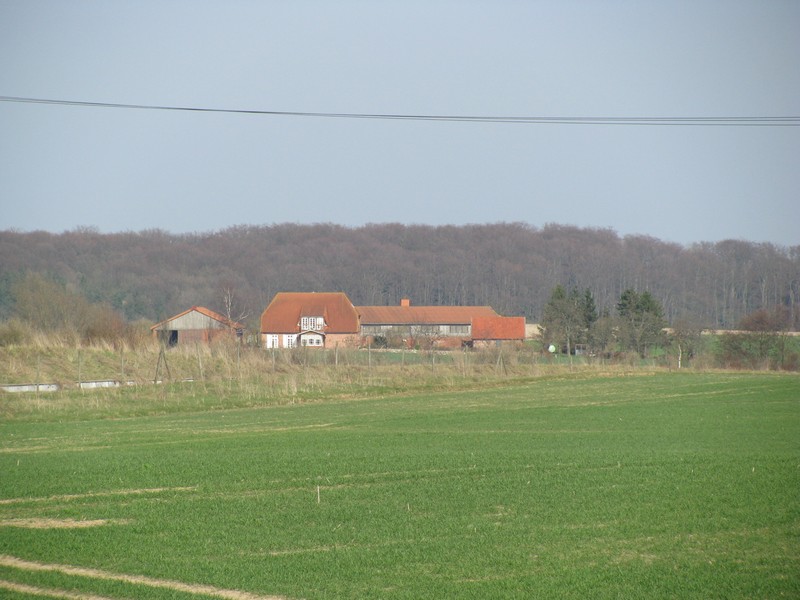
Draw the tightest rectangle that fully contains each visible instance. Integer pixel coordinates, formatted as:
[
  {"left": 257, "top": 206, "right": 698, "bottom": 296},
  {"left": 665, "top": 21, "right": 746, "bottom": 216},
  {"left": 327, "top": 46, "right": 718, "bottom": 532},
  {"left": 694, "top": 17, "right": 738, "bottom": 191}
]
[{"left": 300, "top": 316, "right": 323, "bottom": 331}]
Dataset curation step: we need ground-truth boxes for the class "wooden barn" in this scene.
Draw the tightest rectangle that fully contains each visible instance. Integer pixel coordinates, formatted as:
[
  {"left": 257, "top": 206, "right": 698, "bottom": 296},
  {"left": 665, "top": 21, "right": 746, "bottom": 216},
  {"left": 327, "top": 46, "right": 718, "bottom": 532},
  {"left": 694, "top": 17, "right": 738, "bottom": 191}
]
[{"left": 151, "top": 306, "right": 244, "bottom": 347}]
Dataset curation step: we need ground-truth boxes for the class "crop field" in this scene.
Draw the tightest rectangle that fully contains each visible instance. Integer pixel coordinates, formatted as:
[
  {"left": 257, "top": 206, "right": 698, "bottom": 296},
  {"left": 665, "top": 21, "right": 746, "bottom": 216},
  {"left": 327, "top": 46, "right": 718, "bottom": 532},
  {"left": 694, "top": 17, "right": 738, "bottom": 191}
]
[{"left": 1, "top": 371, "right": 798, "bottom": 599}]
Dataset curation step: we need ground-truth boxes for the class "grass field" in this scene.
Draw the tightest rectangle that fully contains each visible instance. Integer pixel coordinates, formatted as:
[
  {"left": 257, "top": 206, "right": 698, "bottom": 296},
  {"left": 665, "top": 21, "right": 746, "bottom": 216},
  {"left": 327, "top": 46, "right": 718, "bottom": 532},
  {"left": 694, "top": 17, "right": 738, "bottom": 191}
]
[{"left": 1, "top": 371, "right": 798, "bottom": 599}]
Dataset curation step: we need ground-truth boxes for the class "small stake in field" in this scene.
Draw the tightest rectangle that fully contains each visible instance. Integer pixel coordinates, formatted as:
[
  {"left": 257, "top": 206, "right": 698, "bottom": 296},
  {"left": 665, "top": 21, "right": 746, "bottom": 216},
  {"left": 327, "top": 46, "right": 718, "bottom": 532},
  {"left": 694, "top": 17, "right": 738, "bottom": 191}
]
[
  {"left": 195, "top": 343, "right": 204, "bottom": 381},
  {"left": 317, "top": 485, "right": 321, "bottom": 504}
]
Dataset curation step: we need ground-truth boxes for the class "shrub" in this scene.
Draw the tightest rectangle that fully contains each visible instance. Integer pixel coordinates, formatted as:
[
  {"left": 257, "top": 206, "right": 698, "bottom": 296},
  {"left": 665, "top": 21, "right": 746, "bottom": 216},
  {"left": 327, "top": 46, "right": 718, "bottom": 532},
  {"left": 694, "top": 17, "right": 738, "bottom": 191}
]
[
  {"left": 716, "top": 332, "right": 800, "bottom": 371},
  {"left": 0, "top": 319, "right": 28, "bottom": 346}
]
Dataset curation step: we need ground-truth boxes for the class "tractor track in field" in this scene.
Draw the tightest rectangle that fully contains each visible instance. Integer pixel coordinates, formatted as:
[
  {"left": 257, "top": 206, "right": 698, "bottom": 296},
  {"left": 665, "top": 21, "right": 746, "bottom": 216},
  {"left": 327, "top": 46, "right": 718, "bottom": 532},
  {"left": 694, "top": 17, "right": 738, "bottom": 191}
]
[
  {"left": 0, "top": 578, "right": 120, "bottom": 600},
  {"left": 0, "top": 555, "right": 293, "bottom": 600},
  {"left": 0, "top": 486, "right": 197, "bottom": 505},
  {"left": 0, "top": 518, "right": 130, "bottom": 529}
]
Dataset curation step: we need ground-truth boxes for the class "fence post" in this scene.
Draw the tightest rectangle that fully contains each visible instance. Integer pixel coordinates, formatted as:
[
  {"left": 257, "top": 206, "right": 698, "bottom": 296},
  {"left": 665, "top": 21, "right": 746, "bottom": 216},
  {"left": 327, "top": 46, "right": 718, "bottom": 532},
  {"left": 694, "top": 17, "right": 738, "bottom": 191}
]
[{"left": 196, "top": 343, "right": 204, "bottom": 381}]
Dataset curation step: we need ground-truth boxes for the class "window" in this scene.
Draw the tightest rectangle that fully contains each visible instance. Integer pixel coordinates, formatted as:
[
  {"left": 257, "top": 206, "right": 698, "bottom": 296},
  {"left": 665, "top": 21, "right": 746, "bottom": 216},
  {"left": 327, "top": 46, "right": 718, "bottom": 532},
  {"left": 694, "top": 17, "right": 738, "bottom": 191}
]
[{"left": 300, "top": 316, "right": 323, "bottom": 331}]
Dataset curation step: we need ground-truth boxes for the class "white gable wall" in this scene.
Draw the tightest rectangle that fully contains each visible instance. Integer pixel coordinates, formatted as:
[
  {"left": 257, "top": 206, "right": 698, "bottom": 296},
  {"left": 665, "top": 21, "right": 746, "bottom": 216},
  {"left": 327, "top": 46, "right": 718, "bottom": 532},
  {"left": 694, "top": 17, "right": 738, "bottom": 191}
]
[{"left": 159, "top": 310, "right": 225, "bottom": 331}]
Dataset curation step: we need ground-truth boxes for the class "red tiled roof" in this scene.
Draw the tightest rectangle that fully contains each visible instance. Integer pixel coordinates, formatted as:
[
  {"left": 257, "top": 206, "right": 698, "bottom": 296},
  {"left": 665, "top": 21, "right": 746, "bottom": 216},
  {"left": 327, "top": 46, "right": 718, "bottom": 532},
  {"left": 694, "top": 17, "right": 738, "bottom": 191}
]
[
  {"left": 471, "top": 316, "right": 526, "bottom": 340},
  {"left": 357, "top": 305, "right": 497, "bottom": 325},
  {"left": 260, "top": 292, "right": 359, "bottom": 334},
  {"left": 151, "top": 306, "right": 244, "bottom": 331}
]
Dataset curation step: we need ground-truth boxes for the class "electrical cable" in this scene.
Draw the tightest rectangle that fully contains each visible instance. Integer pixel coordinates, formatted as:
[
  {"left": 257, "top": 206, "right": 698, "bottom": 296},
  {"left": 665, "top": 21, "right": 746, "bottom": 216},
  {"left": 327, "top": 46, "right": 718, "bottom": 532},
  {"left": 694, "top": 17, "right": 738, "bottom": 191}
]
[{"left": 1, "top": 95, "right": 798, "bottom": 126}]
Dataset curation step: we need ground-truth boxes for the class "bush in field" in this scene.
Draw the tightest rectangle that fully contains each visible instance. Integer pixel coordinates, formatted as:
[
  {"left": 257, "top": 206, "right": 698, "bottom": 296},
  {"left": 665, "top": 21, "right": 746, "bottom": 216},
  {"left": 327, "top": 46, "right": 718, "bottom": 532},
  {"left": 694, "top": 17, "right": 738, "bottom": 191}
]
[
  {"left": 84, "top": 304, "right": 128, "bottom": 344},
  {"left": 371, "top": 335, "right": 389, "bottom": 349},
  {"left": 667, "top": 318, "right": 704, "bottom": 369},
  {"left": 717, "top": 333, "right": 764, "bottom": 370},
  {"left": 716, "top": 306, "right": 798, "bottom": 370},
  {"left": 11, "top": 272, "right": 84, "bottom": 331},
  {"left": 0, "top": 318, "right": 28, "bottom": 346},
  {"left": 8, "top": 272, "right": 141, "bottom": 347}
]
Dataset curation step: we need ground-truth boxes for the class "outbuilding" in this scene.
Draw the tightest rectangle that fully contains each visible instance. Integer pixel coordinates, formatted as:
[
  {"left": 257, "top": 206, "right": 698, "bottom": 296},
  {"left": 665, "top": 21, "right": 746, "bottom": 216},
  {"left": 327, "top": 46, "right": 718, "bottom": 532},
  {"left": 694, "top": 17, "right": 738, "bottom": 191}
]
[
  {"left": 470, "top": 316, "right": 527, "bottom": 348},
  {"left": 358, "top": 298, "right": 500, "bottom": 348},
  {"left": 151, "top": 306, "right": 244, "bottom": 347}
]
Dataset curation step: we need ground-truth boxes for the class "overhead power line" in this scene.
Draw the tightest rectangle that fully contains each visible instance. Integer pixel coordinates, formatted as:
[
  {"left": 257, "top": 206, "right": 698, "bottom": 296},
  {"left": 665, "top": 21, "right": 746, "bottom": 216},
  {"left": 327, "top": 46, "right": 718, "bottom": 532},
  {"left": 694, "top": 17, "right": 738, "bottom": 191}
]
[{"left": 1, "top": 95, "right": 798, "bottom": 126}]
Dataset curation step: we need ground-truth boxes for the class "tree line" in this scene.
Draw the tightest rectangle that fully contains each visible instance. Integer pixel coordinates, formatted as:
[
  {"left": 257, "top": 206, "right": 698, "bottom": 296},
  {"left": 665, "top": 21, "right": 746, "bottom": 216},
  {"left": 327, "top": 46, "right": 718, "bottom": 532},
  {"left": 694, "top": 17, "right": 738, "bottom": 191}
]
[
  {"left": 540, "top": 284, "right": 671, "bottom": 356},
  {"left": 1, "top": 223, "right": 798, "bottom": 336}
]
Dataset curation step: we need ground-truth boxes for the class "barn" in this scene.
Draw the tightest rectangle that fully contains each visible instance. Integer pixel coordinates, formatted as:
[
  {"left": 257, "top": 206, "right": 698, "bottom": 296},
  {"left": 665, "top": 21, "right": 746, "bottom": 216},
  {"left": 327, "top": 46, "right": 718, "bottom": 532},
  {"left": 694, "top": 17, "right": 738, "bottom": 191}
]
[
  {"left": 470, "top": 316, "right": 527, "bottom": 347},
  {"left": 358, "top": 298, "right": 500, "bottom": 348},
  {"left": 151, "top": 306, "right": 244, "bottom": 347}
]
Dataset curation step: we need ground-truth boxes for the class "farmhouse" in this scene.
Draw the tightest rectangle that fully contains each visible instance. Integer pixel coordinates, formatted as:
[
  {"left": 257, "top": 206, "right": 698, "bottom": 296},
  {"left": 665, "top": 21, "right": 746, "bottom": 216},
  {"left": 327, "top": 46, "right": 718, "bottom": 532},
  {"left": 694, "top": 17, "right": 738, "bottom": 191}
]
[
  {"left": 260, "top": 292, "right": 360, "bottom": 349},
  {"left": 260, "top": 293, "right": 526, "bottom": 349},
  {"left": 151, "top": 306, "right": 244, "bottom": 346}
]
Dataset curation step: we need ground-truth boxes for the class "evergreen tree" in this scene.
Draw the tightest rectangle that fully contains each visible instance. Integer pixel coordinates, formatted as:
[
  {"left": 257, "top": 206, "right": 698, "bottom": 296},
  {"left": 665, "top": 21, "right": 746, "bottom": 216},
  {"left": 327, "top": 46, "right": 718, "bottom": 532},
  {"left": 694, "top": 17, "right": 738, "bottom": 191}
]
[
  {"left": 616, "top": 289, "right": 666, "bottom": 357},
  {"left": 541, "top": 285, "right": 597, "bottom": 357},
  {"left": 581, "top": 288, "right": 598, "bottom": 331}
]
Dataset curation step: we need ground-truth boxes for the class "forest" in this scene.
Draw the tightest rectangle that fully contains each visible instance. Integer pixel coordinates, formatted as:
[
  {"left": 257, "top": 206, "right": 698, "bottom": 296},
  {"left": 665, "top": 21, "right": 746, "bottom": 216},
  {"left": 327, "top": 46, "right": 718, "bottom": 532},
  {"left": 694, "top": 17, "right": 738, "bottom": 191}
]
[{"left": 1, "top": 222, "right": 798, "bottom": 334}]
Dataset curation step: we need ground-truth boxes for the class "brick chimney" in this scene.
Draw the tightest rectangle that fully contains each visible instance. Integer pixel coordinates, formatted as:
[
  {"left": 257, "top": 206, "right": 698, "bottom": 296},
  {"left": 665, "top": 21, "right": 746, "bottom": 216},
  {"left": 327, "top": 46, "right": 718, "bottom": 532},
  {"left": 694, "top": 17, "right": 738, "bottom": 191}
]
[{"left": 400, "top": 298, "right": 411, "bottom": 307}]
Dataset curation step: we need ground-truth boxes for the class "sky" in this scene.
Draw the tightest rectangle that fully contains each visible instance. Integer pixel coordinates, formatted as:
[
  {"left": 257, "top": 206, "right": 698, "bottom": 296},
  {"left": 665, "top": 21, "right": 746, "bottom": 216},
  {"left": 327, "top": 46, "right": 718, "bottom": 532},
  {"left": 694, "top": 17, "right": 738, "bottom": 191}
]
[{"left": 1, "top": 0, "right": 798, "bottom": 247}]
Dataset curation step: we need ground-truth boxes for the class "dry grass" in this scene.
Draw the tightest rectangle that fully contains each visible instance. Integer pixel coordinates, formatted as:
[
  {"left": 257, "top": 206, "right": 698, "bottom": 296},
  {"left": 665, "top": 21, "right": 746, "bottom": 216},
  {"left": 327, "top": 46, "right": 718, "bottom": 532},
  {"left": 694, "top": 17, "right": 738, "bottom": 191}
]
[
  {"left": 0, "top": 339, "right": 665, "bottom": 422},
  {"left": 0, "top": 340, "right": 614, "bottom": 388}
]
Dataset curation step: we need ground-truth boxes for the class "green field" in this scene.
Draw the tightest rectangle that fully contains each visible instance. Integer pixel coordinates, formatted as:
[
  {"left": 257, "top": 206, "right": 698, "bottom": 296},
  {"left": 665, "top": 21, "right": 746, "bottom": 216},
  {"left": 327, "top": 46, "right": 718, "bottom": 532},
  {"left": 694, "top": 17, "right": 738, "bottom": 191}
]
[{"left": 1, "top": 372, "right": 798, "bottom": 599}]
